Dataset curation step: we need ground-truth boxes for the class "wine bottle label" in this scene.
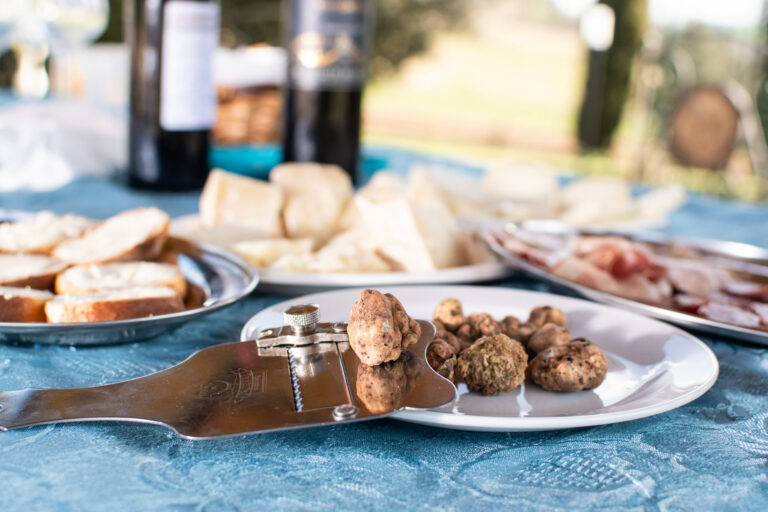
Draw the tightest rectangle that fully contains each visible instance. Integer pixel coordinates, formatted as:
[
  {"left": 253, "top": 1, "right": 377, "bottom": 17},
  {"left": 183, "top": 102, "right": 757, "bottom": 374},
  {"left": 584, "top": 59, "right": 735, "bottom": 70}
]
[
  {"left": 288, "top": 0, "right": 371, "bottom": 90},
  {"left": 160, "top": 1, "right": 220, "bottom": 131}
]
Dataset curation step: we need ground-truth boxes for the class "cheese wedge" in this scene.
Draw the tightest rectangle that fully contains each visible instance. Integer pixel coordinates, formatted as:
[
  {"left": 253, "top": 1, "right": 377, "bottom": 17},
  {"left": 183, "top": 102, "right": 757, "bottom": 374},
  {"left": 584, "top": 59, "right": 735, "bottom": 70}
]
[
  {"left": 354, "top": 189, "right": 468, "bottom": 272},
  {"left": 52, "top": 207, "right": 170, "bottom": 265},
  {"left": 0, "top": 254, "right": 68, "bottom": 289},
  {"left": 0, "top": 286, "right": 54, "bottom": 322},
  {"left": 0, "top": 212, "right": 93, "bottom": 254},
  {"left": 269, "top": 163, "right": 352, "bottom": 241},
  {"left": 199, "top": 169, "right": 284, "bottom": 238},
  {"left": 55, "top": 262, "right": 187, "bottom": 297}
]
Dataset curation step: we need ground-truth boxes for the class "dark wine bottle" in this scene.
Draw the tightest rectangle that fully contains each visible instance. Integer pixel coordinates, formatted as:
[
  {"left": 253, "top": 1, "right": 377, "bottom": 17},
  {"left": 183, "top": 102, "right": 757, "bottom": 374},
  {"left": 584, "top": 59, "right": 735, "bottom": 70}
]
[
  {"left": 282, "top": 0, "right": 373, "bottom": 184},
  {"left": 126, "top": 0, "right": 220, "bottom": 190}
]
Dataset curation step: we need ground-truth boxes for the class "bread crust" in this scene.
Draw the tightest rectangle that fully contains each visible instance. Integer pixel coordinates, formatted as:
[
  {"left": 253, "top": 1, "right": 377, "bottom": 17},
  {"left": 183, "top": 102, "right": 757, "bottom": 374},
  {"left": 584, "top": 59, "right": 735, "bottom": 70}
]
[
  {"left": 45, "top": 293, "right": 184, "bottom": 323},
  {"left": 1, "top": 271, "right": 62, "bottom": 291},
  {"left": 0, "top": 294, "right": 51, "bottom": 322},
  {"left": 0, "top": 255, "right": 68, "bottom": 291}
]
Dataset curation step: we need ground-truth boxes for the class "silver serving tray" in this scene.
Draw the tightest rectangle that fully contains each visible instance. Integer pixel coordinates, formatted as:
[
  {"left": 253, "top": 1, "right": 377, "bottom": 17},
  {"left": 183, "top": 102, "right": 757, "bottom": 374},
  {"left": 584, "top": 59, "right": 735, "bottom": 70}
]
[
  {"left": 0, "top": 237, "right": 258, "bottom": 345},
  {"left": 484, "top": 220, "right": 768, "bottom": 346}
]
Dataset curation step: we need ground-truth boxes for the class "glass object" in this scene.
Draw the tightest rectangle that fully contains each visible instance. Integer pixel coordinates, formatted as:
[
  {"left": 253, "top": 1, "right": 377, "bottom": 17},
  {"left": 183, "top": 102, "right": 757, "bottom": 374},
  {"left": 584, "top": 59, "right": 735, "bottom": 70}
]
[{"left": 5, "top": 0, "right": 109, "bottom": 98}]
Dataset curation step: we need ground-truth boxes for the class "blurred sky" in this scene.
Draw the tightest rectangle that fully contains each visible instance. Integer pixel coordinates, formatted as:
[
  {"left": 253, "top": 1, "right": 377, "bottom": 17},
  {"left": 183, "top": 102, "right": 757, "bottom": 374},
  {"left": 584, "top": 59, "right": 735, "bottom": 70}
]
[{"left": 551, "top": 0, "right": 764, "bottom": 29}]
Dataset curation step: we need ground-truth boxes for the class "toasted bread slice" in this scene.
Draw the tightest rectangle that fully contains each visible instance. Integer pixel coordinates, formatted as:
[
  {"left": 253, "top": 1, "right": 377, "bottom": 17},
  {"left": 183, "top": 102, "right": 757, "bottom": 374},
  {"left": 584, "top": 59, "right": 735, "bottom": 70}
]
[
  {"left": 45, "top": 286, "right": 184, "bottom": 323},
  {"left": 0, "top": 254, "right": 68, "bottom": 289},
  {"left": 52, "top": 207, "right": 170, "bottom": 265},
  {"left": 0, "top": 212, "right": 93, "bottom": 255},
  {"left": 55, "top": 262, "right": 187, "bottom": 297},
  {"left": 0, "top": 286, "right": 54, "bottom": 322}
]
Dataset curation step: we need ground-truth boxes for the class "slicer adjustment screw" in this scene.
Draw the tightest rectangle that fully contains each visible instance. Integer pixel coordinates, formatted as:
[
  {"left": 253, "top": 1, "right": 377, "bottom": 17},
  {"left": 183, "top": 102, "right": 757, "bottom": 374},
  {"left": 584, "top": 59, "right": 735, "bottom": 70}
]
[
  {"left": 283, "top": 304, "right": 320, "bottom": 335},
  {"left": 332, "top": 404, "right": 358, "bottom": 420}
]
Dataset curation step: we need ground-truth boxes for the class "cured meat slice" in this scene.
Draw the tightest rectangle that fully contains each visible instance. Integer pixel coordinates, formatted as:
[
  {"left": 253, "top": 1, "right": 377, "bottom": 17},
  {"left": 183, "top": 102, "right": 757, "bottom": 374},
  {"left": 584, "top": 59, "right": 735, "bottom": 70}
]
[
  {"left": 697, "top": 302, "right": 761, "bottom": 328},
  {"left": 750, "top": 302, "right": 768, "bottom": 326},
  {"left": 723, "top": 281, "right": 768, "bottom": 302},
  {"left": 673, "top": 294, "right": 706, "bottom": 313},
  {"left": 552, "top": 256, "right": 672, "bottom": 305},
  {"left": 664, "top": 258, "right": 730, "bottom": 297}
]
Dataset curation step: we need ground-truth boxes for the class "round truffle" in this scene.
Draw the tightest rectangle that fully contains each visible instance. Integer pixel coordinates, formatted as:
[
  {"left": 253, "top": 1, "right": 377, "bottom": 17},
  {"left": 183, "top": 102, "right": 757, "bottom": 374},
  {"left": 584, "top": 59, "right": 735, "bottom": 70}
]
[
  {"left": 348, "top": 289, "right": 421, "bottom": 366},
  {"left": 433, "top": 298, "right": 465, "bottom": 332},
  {"left": 455, "top": 313, "right": 503, "bottom": 343},
  {"left": 529, "top": 340, "right": 608, "bottom": 392},
  {"left": 456, "top": 334, "right": 528, "bottom": 396},
  {"left": 527, "top": 323, "right": 571, "bottom": 354},
  {"left": 527, "top": 306, "right": 568, "bottom": 329}
]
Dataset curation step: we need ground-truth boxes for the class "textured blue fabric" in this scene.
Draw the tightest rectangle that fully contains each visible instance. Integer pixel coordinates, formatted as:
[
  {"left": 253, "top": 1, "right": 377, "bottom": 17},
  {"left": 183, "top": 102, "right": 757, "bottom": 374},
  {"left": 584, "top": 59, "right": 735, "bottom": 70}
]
[{"left": 2, "top": 147, "right": 768, "bottom": 511}]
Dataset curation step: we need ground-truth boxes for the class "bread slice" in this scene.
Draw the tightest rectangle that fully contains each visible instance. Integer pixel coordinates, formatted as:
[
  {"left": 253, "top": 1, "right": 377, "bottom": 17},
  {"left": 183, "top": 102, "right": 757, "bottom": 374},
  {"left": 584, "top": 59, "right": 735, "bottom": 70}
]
[
  {"left": 0, "top": 286, "right": 54, "bottom": 322},
  {"left": 52, "top": 207, "right": 170, "bottom": 265},
  {"left": 55, "top": 262, "right": 187, "bottom": 297},
  {"left": 0, "top": 212, "right": 93, "bottom": 254},
  {"left": 0, "top": 254, "right": 68, "bottom": 289},
  {"left": 45, "top": 286, "right": 184, "bottom": 323}
]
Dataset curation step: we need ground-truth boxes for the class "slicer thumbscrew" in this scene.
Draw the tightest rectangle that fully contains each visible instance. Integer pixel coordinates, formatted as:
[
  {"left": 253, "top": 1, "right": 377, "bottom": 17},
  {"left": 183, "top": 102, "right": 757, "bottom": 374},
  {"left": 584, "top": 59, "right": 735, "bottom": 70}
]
[
  {"left": 332, "top": 404, "right": 358, "bottom": 420},
  {"left": 283, "top": 304, "right": 320, "bottom": 335}
]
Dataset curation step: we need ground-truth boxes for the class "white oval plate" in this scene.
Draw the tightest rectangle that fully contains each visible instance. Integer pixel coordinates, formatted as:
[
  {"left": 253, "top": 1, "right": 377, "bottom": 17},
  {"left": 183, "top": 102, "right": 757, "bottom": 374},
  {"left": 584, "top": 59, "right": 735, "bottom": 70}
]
[
  {"left": 172, "top": 214, "right": 510, "bottom": 294},
  {"left": 241, "top": 286, "right": 719, "bottom": 432}
]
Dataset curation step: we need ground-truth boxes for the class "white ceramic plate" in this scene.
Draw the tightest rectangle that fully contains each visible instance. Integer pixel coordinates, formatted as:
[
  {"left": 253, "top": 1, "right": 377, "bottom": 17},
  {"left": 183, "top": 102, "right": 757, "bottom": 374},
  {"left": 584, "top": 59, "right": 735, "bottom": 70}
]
[
  {"left": 172, "top": 214, "right": 511, "bottom": 294},
  {"left": 241, "top": 286, "right": 719, "bottom": 432}
]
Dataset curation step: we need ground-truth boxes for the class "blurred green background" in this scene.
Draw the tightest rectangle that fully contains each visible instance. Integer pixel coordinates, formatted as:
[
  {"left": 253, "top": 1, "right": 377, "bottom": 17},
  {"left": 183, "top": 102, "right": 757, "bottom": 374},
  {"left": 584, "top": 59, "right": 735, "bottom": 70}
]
[{"left": 4, "top": 0, "right": 768, "bottom": 200}]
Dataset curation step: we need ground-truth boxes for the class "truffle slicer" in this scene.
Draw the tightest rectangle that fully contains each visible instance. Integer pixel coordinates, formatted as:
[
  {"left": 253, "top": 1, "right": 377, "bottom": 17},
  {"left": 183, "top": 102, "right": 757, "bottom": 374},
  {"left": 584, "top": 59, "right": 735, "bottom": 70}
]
[{"left": 0, "top": 305, "right": 456, "bottom": 440}]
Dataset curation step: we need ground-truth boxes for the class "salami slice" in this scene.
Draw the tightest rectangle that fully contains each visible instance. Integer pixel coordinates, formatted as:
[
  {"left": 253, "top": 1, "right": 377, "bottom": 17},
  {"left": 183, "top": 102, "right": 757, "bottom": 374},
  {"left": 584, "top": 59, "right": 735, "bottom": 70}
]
[
  {"left": 723, "top": 281, "right": 768, "bottom": 302},
  {"left": 697, "top": 302, "right": 761, "bottom": 328},
  {"left": 673, "top": 294, "right": 706, "bottom": 313},
  {"left": 750, "top": 302, "right": 768, "bottom": 326}
]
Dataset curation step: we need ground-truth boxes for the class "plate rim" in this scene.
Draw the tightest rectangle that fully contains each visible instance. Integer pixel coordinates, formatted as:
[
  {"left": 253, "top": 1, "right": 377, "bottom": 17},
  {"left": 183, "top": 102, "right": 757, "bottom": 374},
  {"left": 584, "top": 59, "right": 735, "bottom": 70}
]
[
  {"left": 484, "top": 224, "right": 768, "bottom": 346},
  {"left": 0, "top": 240, "right": 259, "bottom": 339},
  {"left": 239, "top": 284, "right": 720, "bottom": 432},
  {"left": 171, "top": 213, "right": 511, "bottom": 290}
]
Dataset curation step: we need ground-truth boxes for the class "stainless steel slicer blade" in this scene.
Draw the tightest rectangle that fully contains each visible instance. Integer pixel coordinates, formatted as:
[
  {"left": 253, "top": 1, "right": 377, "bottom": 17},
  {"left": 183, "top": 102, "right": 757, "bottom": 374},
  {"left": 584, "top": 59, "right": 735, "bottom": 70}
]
[{"left": 0, "top": 305, "right": 456, "bottom": 440}]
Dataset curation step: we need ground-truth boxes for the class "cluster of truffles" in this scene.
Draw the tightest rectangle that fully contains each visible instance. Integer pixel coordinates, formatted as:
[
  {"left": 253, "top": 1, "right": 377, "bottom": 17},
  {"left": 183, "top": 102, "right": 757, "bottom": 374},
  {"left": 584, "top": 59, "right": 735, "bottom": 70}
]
[{"left": 428, "top": 298, "right": 608, "bottom": 395}]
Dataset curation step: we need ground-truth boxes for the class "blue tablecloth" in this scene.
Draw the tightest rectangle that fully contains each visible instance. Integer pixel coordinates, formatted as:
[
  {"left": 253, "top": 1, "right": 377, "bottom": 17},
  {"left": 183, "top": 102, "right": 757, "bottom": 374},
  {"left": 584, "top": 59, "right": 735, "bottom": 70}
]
[{"left": 2, "top": 147, "right": 768, "bottom": 511}]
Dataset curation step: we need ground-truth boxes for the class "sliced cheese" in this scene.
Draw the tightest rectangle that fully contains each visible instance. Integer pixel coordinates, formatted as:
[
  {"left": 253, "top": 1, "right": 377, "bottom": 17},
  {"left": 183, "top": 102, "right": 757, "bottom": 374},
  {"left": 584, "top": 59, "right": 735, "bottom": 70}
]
[
  {"left": 269, "top": 162, "right": 353, "bottom": 241},
  {"left": 271, "top": 227, "right": 390, "bottom": 273},
  {"left": 232, "top": 238, "right": 314, "bottom": 268},
  {"left": 199, "top": 168, "right": 284, "bottom": 238},
  {"left": 354, "top": 189, "right": 468, "bottom": 273}
]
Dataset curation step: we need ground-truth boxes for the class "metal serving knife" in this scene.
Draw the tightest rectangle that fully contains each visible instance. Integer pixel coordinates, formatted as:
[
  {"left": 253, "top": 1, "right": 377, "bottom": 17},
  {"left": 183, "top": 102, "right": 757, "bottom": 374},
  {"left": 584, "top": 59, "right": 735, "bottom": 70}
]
[{"left": 0, "top": 305, "right": 456, "bottom": 440}]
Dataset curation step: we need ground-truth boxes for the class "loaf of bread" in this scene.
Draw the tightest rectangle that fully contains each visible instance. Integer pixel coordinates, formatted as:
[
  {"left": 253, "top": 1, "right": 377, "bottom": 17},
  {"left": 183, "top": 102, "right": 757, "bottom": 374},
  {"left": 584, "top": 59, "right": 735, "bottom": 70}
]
[
  {"left": 0, "top": 212, "right": 93, "bottom": 254},
  {"left": 52, "top": 207, "right": 170, "bottom": 265},
  {"left": 55, "top": 262, "right": 187, "bottom": 297},
  {"left": 0, "top": 286, "right": 54, "bottom": 322},
  {"left": 0, "top": 254, "right": 68, "bottom": 289},
  {"left": 45, "top": 286, "right": 184, "bottom": 323}
]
